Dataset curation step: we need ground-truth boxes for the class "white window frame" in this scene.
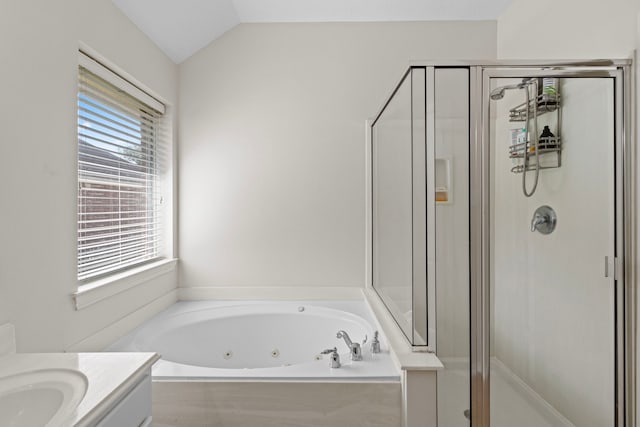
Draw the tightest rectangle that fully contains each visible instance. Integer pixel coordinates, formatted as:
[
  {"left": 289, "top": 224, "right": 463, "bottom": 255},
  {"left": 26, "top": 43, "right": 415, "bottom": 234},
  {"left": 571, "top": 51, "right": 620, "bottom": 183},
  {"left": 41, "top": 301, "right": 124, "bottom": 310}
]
[{"left": 73, "top": 51, "right": 175, "bottom": 310}]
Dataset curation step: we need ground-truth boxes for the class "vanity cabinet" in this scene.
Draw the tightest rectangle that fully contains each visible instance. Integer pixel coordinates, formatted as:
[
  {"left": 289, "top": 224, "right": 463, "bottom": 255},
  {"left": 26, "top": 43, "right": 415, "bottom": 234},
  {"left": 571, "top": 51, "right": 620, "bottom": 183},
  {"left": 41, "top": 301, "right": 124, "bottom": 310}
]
[{"left": 93, "top": 373, "right": 152, "bottom": 427}]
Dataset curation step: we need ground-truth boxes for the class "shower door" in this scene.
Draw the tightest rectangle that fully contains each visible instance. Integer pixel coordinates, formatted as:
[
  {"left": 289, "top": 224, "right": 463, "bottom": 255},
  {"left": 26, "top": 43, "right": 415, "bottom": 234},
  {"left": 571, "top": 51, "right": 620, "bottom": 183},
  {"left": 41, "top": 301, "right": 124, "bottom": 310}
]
[{"left": 473, "top": 66, "right": 628, "bottom": 427}]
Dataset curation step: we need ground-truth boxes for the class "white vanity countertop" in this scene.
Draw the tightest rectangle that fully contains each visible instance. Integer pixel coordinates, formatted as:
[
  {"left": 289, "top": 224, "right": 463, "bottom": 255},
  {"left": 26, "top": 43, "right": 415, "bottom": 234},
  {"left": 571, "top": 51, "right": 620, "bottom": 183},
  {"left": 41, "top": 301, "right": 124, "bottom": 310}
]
[{"left": 0, "top": 352, "right": 159, "bottom": 427}]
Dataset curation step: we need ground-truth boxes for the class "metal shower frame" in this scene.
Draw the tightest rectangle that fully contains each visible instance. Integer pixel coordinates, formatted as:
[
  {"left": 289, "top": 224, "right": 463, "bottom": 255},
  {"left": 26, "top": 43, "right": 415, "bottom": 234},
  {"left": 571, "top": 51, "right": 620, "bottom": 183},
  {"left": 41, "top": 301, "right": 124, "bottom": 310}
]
[
  {"left": 470, "top": 60, "right": 635, "bottom": 427},
  {"left": 368, "top": 59, "right": 635, "bottom": 426}
]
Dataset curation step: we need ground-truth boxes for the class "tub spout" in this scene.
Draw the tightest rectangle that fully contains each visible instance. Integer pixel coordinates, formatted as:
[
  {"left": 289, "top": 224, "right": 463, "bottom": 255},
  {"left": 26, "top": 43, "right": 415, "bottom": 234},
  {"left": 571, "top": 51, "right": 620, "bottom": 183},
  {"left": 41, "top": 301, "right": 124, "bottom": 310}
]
[{"left": 336, "top": 330, "right": 363, "bottom": 361}]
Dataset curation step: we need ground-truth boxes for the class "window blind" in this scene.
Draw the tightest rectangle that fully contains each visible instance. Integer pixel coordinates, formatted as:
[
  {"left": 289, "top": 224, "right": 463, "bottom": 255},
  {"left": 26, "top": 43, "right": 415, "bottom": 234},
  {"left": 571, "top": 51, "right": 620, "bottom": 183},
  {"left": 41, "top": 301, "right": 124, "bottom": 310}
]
[{"left": 77, "top": 61, "right": 166, "bottom": 282}]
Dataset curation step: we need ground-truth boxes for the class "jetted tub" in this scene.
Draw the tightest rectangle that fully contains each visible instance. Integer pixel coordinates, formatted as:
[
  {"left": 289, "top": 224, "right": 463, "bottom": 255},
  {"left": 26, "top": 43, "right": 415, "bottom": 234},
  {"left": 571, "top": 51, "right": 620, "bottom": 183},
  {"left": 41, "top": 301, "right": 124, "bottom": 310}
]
[
  {"left": 109, "top": 300, "right": 400, "bottom": 381},
  {"left": 108, "top": 300, "right": 402, "bottom": 426}
]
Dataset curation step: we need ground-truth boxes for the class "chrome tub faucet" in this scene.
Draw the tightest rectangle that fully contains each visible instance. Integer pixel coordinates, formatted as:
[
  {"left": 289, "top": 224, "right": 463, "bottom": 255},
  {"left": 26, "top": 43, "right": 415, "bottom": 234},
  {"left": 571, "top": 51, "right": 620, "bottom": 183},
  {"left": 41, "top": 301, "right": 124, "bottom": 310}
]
[{"left": 336, "top": 330, "right": 363, "bottom": 361}]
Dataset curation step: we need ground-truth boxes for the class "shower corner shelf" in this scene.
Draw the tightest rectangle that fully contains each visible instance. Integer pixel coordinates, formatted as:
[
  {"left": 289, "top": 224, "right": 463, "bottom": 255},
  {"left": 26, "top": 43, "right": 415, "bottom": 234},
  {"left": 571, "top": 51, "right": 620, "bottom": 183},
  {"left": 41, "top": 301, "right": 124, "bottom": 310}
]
[
  {"left": 509, "top": 94, "right": 560, "bottom": 122},
  {"left": 509, "top": 137, "right": 562, "bottom": 174}
]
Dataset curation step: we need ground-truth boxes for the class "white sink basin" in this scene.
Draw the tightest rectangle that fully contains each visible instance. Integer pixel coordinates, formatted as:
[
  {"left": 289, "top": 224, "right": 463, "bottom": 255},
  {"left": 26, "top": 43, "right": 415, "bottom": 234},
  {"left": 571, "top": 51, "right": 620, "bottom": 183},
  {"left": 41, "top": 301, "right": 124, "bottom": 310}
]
[{"left": 0, "top": 368, "right": 88, "bottom": 427}]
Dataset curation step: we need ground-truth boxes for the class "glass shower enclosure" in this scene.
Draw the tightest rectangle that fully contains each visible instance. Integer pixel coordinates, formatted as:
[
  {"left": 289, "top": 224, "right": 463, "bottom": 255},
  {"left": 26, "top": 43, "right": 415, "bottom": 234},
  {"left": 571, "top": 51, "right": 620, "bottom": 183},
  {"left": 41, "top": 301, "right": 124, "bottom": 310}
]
[
  {"left": 371, "top": 66, "right": 470, "bottom": 353},
  {"left": 371, "top": 66, "right": 431, "bottom": 347},
  {"left": 371, "top": 65, "right": 472, "bottom": 424},
  {"left": 474, "top": 65, "right": 630, "bottom": 427},
  {"left": 369, "top": 61, "right": 633, "bottom": 427}
]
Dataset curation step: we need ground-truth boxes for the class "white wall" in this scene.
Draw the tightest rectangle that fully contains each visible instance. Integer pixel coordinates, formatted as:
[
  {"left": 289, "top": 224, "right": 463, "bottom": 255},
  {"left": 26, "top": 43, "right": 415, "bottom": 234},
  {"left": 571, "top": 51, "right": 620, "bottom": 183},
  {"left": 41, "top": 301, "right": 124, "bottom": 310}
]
[
  {"left": 178, "top": 21, "right": 497, "bottom": 289},
  {"left": 0, "top": 0, "right": 178, "bottom": 352},
  {"left": 492, "top": 79, "right": 616, "bottom": 426},
  {"left": 497, "top": 0, "right": 638, "bottom": 59}
]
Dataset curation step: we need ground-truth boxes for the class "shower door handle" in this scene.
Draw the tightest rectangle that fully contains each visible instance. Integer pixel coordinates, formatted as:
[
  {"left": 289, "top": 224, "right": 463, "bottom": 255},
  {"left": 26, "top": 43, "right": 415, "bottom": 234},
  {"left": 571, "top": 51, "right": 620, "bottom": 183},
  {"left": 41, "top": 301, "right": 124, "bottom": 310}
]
[{"left": 604, "top": 256, "right": 620, "bottom": 279}]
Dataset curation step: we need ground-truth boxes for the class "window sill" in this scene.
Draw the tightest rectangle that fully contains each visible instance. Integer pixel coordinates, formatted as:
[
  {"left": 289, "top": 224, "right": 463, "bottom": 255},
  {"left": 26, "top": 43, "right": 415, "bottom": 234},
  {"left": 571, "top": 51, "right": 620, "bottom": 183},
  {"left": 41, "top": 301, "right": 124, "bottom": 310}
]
[{"left": 72, "top": 258, "right": 177, "bottom": 311}]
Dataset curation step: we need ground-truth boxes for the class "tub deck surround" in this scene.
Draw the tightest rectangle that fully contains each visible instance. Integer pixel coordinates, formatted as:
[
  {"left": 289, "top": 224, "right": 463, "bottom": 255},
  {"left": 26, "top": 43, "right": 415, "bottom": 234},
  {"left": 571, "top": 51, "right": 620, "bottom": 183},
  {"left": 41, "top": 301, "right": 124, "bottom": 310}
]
[
  {"left": 152, "top": 381, "right": 402, "bottom": 427},
  {"left": 148, "top": 351, "right": 398, "bottom": 381},
  {"left": 0, "top": 352, "right": 159, "bottom": 427},
  {"left": 362, "top": 290, "right": 441, "bottom": 427},
  {"left": 363, "top": 289, "right": 443, "bottom": 371}
]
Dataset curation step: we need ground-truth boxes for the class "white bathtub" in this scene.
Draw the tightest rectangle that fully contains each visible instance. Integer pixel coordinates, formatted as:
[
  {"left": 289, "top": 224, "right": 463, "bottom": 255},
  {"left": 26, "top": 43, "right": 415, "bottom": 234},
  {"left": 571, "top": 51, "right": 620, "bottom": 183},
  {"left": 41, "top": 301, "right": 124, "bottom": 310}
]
[
  {"left": 109, "top": 300, "right": 400, "bottom": 381},
  {"left": 110, "top": 300, "right": 403, "bottom": 426}
]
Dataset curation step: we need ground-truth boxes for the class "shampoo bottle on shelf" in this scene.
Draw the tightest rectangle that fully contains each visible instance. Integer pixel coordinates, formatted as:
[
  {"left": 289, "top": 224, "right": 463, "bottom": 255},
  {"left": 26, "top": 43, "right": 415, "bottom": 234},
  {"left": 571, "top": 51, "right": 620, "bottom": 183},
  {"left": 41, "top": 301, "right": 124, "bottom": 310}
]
[
  {"left": 542, "top": 78, "right": 558, "bottom": 102},
  {"left": 539, "top": 125, "right": 556, "bottom": 148}
]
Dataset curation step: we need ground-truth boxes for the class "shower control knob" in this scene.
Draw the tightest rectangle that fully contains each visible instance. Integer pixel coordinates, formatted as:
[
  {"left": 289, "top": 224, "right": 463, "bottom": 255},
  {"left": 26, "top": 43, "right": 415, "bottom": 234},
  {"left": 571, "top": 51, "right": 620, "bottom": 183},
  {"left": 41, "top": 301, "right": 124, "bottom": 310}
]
[{"left": 531, "top": 205, "right": 557, "bottom": 234}]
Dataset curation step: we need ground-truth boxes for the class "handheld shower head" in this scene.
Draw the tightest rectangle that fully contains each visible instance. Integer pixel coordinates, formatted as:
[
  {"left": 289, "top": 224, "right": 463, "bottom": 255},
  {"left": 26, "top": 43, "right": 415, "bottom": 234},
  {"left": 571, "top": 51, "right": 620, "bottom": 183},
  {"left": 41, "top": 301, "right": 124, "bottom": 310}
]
[
  {"left": 490, "top": 79, "right": 534, "bottom": 100},
  {"left": 489, "top": 87, "right": 509, "bottom": 100}
]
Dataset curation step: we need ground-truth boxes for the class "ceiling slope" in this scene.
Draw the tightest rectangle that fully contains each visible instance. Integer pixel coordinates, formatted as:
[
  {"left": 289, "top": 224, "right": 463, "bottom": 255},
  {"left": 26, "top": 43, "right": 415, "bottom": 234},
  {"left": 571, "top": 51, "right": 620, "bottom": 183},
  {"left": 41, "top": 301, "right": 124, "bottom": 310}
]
[{"left": 112, "top": 0, "right": 511, "bottom": 63}]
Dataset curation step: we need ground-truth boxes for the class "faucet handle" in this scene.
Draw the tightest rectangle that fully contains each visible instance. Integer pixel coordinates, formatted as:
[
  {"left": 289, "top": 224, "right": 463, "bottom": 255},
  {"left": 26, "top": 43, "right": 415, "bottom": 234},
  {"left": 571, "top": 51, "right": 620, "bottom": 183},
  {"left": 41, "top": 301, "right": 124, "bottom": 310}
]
[
  {"left": 320, "top": 347, "right": 341, "bottom": 368},
  {"left": 530, "top": 214, "right": 546, "bottom": 232},
  {"left": 371, "top": 331, "right": 381, "bottom": 354},
  {"left": 320, "top": 347, "right": 338, "bottom": 355}
]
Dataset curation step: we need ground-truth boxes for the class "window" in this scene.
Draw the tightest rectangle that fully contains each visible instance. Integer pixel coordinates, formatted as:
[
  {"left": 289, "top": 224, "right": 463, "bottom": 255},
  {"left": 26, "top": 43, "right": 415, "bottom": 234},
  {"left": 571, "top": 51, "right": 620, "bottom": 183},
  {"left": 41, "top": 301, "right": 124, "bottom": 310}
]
[{"left": 77, "top": 53, "right": 167, "bottom": 282}]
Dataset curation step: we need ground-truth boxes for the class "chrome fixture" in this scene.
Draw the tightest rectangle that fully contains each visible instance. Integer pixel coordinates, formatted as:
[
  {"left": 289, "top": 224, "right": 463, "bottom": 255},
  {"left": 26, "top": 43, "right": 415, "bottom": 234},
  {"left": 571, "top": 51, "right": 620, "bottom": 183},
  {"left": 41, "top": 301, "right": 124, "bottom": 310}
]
[
  {"left": 489, "top": 79, "right": 532, "bottom": 100},
  {"left": 336, "top": 330, "right": 363, "bottom": 361},
  {"left": 320, "top": 347, "right": 341, "bottom": 368},
  {"left": 491, "top": 78, "right": 540, "bottom": 197},
  {"left": 531, "top": 205, "right": 557, "bottom": 234},
  {"left": 371, "top": 331, "right": 381, "bottom": 354}
]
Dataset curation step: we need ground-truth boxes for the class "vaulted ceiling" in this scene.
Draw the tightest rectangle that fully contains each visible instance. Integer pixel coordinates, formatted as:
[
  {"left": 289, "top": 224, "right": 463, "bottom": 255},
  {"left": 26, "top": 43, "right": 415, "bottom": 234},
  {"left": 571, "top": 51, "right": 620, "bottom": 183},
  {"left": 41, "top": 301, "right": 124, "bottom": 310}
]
[{"left": 111, "top": 0, "right": 512, "bottom": 63}]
